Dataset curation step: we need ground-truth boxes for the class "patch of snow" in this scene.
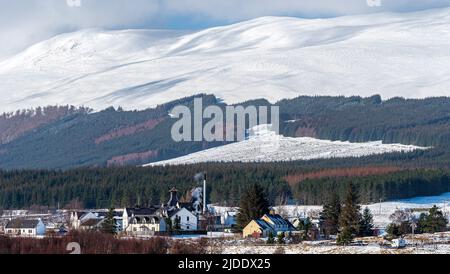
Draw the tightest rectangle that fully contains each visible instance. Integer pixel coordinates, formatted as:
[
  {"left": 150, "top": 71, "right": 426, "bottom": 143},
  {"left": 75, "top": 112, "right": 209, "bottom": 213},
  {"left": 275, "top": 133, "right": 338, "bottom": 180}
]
[{"left": 145, "top": 126, "right": 427, "bottom": 166}]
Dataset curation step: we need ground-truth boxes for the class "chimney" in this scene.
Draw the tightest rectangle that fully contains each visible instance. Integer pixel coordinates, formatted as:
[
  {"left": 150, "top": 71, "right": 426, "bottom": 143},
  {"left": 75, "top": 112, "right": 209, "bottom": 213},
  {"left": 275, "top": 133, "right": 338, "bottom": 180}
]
[{"left": 203, "top": 173, "right": 207, "bottom": 214}]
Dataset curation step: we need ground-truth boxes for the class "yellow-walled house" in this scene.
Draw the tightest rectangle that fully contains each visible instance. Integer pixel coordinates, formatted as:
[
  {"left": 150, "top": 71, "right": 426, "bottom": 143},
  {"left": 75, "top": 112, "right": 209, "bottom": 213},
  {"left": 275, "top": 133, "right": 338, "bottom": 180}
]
[
  {"left": 243, "top": 219, "right": 273, "bottom": 238},
  {"left": 243, "top": 214, "right": 295, "bottom": 238}
]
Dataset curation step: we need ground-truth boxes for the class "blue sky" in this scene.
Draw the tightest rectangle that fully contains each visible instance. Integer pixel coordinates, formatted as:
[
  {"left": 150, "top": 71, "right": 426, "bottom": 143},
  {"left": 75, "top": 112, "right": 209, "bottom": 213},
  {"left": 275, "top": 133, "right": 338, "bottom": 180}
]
[{"left": 1, "top": 0, "right": 450, "bottom": 59}]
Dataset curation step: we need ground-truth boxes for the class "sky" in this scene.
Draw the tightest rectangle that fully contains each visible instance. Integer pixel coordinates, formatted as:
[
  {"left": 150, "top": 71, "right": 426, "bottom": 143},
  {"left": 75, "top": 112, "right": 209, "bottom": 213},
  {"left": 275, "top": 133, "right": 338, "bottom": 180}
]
[{"left": 1, "top": 0, "right": 450, "bottom": 60}]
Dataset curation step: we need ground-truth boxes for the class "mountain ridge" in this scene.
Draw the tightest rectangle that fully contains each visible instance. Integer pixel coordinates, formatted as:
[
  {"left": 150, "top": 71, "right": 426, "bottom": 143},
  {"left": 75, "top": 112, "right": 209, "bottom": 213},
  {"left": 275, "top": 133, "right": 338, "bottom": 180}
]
[{"left": 0, "top": 9, "right": 450, "bottom": 112}]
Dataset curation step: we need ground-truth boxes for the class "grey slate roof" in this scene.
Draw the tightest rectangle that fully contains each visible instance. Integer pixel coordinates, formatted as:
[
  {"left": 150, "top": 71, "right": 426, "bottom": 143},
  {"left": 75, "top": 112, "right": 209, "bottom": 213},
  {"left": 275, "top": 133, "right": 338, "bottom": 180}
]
[
  {"left": 126, "top": 207, "right": 158, "bottom": 216},
  {"left": 5, "top": 219, "right": 40, "bottom": 229}
]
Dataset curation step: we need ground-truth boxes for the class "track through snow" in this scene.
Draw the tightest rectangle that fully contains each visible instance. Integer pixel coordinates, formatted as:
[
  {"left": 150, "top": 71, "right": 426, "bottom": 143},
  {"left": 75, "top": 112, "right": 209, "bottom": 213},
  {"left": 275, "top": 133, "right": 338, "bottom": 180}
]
[
  {"left": 146, "top": 126, "right": 427, "bottom": 166},
  {"left": 1, "top": 8, "right": 450, "bottom": 112}
]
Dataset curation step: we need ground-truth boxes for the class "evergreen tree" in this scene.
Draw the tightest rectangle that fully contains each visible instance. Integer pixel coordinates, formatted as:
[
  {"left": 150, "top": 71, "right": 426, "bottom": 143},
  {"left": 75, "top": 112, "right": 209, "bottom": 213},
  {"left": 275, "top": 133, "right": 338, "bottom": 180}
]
[
  {"left": 165, "top": 217, "right": 173, "bottom": 233},
  {"left": 174, "top": 216, "right": 182, "bottom": 231},
  {"left": 417, "top": 213, "right": 428, "bottom": 234},
  {"left": 359, "top": 207, "right": 374, "bottom": 237},
  {"left": 418, "top": 205, "right": 448, "bottom": 233},
  {"left": 336, "top": 227, "right": 353, "bottom": 245},
  {"left": 101, "top": 207, "right": 117, "bottom": 235},
  {"left": 277, "top": 232, "right": 285, "bottom": 245},
  {"left": 236, "top": 184, "right": 270, "bottom": 230},
  {"left": 337, "top": 184, "right": 361, "bottom": 245},
  {"left": 267, "top": 231, "right": 275, "bottom": 244},
  {"left": 297, "top": 217, "right": 313, "bottom": 240},
  {"left": 319, "top": 193, "right": 341, "bottom": 237}
]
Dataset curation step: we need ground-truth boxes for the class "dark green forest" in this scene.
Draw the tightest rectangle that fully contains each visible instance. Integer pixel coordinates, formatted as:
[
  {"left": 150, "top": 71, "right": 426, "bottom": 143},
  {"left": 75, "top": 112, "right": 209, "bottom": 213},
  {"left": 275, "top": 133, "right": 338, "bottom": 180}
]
[
  {"left": 294, "top": 169, "right": 450, "bottom": 205},
  {"left": 1, "top": 94, "right": 450, "bottom": 169},
  {"left": 1, "top": 94, "right": 450, "bottom": 209},
  {"left": 1, "top": 161, "right": 449, "bottom": 209}
]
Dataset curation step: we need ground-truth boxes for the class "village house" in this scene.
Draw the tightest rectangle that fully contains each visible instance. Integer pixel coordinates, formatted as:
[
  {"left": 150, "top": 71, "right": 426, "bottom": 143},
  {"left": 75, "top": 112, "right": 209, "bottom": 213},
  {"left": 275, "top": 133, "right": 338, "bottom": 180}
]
[
  {"left": 79, "top": 218, "right": 104, "bottom": 231},
  {"left": 122, "top": 187, "right": 199, "bottom": 235},
  {"left": 221, "top": 211, "right": 237, "bottom": 228},
  {"left": 243, "top": 213, "right": 294, "bottom": 238},
  {"left": 243, "top": 219, "right": 274, "bottom": 238},
  {"left": 123, "top": 207, "right": 166, "bottom": 235},
  {"left": 70, "top": 210, "right": 123, "bottom": 232},
  {"left": 168, "top": 207, "right": 198, "bottom": 231},
  {"left": 162, "top": 187, "right": 198, "bottom": 231},
  {"left": 5, "top": 219, "right": 46, "bottom": 237},
  {"left": 70, "top": 211, "right": 98, "bottom": 229}
]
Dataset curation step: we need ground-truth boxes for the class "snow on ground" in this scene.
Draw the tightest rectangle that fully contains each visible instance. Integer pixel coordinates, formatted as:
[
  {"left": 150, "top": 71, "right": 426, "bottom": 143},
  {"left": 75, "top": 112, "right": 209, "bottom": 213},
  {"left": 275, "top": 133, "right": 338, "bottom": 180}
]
[
  {"left": 273, "top": 192, "right": 450, "bottom": 228},
  {"left": 146, "top": 126, "right": 426, "bottom": 165},
  {"left": 217, "top": 233, "right": 450, "bottom": 254},
  {"left": 1, "top": 8, "right": 450, "bottom": 112},
  {"left": 206, "top": 230, "right": 450, "bottom": 254},
  {"left": 211, "top": 192, "right": 450, "bottom": 229}
]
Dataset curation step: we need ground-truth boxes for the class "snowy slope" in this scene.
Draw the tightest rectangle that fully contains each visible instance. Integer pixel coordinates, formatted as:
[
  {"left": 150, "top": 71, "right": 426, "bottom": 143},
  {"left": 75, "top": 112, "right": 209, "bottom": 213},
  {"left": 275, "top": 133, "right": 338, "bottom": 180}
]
[
  {"left": 145, "top": 126, "right": 427, "bottom": 166},
  {"left": 1, "top": 8, "right": 450, "bottom": 112}
]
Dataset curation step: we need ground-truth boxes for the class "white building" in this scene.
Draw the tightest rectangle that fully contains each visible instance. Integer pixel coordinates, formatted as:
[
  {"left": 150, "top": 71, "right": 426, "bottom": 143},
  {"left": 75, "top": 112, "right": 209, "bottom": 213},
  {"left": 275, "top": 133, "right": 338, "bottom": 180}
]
[
  {"left": 122, "top": 207, "right": 167, "bottom": 235},
  {"left": 221, "top": 211, "right": 237, "bottom": 227},
  {"left": 168, "top": 207, "right": 198, "bottom": 231},
  {"left": 5, "top": 219, "right": 46, "bottom": 237},
  {"left": 127, "top": 216, "right": 166, "bottom": 235}
]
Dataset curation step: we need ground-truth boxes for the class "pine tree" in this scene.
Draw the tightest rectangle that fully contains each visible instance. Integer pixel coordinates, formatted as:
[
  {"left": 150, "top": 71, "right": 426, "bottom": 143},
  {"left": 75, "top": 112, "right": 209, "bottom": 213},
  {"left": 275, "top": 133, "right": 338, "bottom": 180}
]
[
  {"left": 174, "top": 216, "right": 181, "bottom": 231},
  {"left": 267, "top": 231, "right": 275, "bottom": 244},
  {"left": 165, "top": 217, "right": 173, "bottom": 233},
  {"left": 359, "top": 207, "right": 374, "bottom": 237},
  {"left": 337, "top": 184, "right": 361, "bottom": 245},
  {"left": 419, "top": 205, "right": 448, "bottom": 233},
  {"left": 277, "top": 232, "right": 285, "bottom": 245},
  {"left": 336, "top": 227, "right": 353, "bottom": 245},
  {"left": 101, "top": 207, "right": 117, "bottom": 235},
  {"left": 236, "top": 184, "right": 270, "bottom": 230},
  {"left": 319, "top": 193, "right": 341, "bottom": 237},
  {"left": 297, "top": 217, "right": 313, "bottom": 240}
]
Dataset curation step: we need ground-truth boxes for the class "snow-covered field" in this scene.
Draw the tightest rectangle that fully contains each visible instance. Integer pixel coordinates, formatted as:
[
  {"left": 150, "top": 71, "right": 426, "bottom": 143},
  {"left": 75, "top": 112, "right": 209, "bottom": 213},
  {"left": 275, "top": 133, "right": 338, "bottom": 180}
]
[
  {"left": 210, "top": 193, "right": 450, "bottom": 254},
  {"left": 217, "top": 233, "right": 450, "bottom": 254},
  {"left": 0, "top": 8, "right": 450, "bottom": 112},
  {"left": 146, "top": 126, "right": 426, "bottom": 165},
  {"left": 211, "top": 192, "right": 450, "bottom": 229}
]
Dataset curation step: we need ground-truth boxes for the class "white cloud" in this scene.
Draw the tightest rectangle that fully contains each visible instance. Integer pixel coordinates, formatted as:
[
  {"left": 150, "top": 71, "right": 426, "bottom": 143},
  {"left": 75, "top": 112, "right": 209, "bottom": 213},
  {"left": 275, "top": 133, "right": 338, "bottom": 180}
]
[{"left": 0, "top": 0, "right": 449, "bottom": 59}]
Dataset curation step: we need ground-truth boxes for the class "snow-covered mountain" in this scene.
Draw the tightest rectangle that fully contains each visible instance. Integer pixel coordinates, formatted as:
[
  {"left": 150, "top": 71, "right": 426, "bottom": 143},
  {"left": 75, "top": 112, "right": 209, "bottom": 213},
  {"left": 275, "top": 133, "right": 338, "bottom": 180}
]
[
  {"left": 1, "top": 8, "right": 450, "bottom": 112},
  {"left": 145, "top": 125, "right": 427, "bottom": 166}
]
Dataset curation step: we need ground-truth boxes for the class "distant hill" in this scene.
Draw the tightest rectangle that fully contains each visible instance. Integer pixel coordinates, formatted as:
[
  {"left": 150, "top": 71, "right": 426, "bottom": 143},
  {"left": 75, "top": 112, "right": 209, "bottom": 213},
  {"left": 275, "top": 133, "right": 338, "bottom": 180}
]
[{"left": 0, "top": 94, "right": 450, "bottom": 169}]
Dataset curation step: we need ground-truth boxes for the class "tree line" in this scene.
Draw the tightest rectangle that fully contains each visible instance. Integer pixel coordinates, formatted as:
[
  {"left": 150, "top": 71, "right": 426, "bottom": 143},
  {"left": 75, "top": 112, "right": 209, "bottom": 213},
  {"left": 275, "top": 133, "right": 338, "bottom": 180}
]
[{"left": 0, "top": 165, "right": 449, "bottom": 209}]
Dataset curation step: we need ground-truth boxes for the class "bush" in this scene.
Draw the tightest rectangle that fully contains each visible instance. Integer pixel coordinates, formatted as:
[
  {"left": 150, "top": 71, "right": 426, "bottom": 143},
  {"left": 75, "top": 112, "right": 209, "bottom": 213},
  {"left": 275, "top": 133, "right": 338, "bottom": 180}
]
[
  {"left": 0, "top": 231, "right": 170, "bottom": 254},
  {"left": 169, "top": 238, "right": 208, "bottom": 254}
]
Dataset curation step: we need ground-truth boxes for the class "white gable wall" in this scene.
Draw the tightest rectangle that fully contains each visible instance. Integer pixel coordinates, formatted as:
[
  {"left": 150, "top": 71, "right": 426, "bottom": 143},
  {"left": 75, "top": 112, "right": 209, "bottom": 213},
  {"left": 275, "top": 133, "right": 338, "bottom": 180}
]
[{"left": 171, "top": 208, "right": 197, "bottom": 231}]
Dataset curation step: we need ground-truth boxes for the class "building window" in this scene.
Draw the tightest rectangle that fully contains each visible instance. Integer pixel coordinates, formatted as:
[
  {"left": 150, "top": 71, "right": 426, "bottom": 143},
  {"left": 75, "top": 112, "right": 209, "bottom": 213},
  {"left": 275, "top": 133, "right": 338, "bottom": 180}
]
[
  {"left": 28, "top": 230, "right": 32, "bottom": 234},
  {"left": 187, "top": 216, "right": 190, "bottom": 222},
  {"left": 187, "top": 226, "right": 190, "bottom": 230}
]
